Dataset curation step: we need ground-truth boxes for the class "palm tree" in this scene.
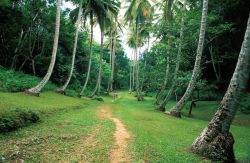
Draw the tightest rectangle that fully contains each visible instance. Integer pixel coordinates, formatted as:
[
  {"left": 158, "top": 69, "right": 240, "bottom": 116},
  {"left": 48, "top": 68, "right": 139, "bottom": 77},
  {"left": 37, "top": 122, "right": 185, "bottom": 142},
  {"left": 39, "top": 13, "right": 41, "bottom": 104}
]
[
  {"left": 154, "top": 0, "right": 173, "bottom": 106},
  {"left": 125, "top": 0, "right": 153, "bottom": 101},
  {"left": 25, "top": 0, "right": 61, "bottom": 96},
  {"left": 158, "top": 0, "right": 187, "bottom": 110},
  {"left": 58, "top": 0, "right": 83, "bottom": 94},
  {"left": 191, "top": 13, "right": 250, "bottom": 162},
  {"left": 90, "top": 0, "right": 120, "bottom": 97},
  {"left": 168, "top": 0, "right": 208, "bottom": 117},
  {"left": 79, "top": 0, "right": 119, "bottom": 96}
]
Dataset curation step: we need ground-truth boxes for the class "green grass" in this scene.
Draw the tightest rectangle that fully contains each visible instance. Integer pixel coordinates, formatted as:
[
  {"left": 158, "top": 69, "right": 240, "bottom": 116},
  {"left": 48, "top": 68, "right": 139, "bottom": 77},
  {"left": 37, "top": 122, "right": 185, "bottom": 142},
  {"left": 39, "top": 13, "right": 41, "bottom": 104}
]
[
  {"left": 0, "top": 91, "right": 249, "bottom": 162},
  {"left": 105, "top": 92, "right": 250, "bottom": 162},
  {"left": 0, "top": 92, "right": 115, "bottom": 162}
]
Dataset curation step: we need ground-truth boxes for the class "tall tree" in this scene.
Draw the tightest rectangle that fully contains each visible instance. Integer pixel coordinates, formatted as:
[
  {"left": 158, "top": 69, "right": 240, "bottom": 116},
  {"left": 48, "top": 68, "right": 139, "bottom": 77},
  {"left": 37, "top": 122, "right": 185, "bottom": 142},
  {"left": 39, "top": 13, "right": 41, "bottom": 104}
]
[
  {"left": 168, "top": 0, "right": 208, "bottom": 117},
  {"left": 90, "top": 0, "right": 120, "bottom": 97},
  {"left": 25, "top": 0, "right": 61, "bottom": 96},
  {"left": 125, "top": 0, "right": 153, "bottom": 101},
  {"left": 58, "top": 0, "right": 83, "bottom": 94},
  {"left": 158, "top": 0, "right": 186, "bottom": 110},
  {"left": 154, "top": 0, "right": 173, "bottom": 106},
  {"left": 191, "top": 13, "right": 250, "bottom": 162}
]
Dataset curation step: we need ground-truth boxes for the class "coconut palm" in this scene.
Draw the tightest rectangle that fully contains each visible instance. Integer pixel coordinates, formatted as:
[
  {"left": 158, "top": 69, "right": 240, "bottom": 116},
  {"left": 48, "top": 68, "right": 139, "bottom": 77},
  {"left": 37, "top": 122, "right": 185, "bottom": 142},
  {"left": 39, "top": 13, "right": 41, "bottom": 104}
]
[
  {"left": 158, "top": 0, "right": 187, "bottom": 110},
  {"left": 25, "top": 0, "right": 61, "bottom": 96},
  {"left": 125, "top": 0, "right": 153, "bottom": 101},
  {"left": 168, "top": 0, "right": 208, "bottom": 117},
  {"left": 154, "top": 0, "right": 174, "bottom": 106},
  {"left": 90, "top": 0, "right": 120, "bottom": 97},
  {"left": 57, "top": 0, "right": 83, "bottom": 94},
  {"left": 191, "top": 13, "right": 250, "bottom": 162},
  {"left": 79, "top": 0, "right": 120, "bottom": 96}
]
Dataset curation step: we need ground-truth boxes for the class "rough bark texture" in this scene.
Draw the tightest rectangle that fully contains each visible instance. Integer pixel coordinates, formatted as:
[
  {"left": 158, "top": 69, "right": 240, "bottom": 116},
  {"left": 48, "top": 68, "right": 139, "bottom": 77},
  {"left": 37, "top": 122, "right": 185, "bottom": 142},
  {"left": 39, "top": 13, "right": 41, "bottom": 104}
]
[
  {"left": 58, "top": 0, "right": 83, "bottom": 93},
  {"left": 161, "top": 0, "right": 186, "bottom": 111},
  {"left": 169, "top": 0, "right": 208, "bottom": 116},
  {"left": 191, "top": 13, "right": 250, "bottom": 162},
  {"left": 26, "top": 0, "right": 61, "bottom": 95},
  {"left": 79, "top": 15, "right": 94, "bottom": 96}
]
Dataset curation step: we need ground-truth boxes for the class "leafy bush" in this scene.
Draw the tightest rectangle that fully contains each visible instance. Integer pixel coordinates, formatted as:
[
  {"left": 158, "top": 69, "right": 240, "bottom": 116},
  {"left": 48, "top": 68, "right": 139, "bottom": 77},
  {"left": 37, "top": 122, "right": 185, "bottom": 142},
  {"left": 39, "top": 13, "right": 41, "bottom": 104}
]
[
  {"left": 239, "top": 93, "right": 250, "bottom": 114},
  {"left": 0, "top": 66, "right": 56, "bottom": 92},
  {"left": 0, "top": 109, "right": 40, "bottom": 132}
]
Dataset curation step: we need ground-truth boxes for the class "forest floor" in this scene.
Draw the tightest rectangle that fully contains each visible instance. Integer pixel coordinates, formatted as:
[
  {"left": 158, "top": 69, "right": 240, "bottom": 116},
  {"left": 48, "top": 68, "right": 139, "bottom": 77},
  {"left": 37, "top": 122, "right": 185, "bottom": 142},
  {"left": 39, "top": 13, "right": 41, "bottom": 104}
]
[{"left": 0, "top": 91, "right": 250, "bottom": 162}]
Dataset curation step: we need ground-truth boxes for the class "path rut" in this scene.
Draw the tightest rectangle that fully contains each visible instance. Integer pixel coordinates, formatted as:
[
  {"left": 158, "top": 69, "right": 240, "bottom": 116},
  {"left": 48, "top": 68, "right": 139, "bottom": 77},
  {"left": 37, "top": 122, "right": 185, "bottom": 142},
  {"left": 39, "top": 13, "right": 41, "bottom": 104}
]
[{"left": 97, "top": 105, "right": 131, "bottom": 163}]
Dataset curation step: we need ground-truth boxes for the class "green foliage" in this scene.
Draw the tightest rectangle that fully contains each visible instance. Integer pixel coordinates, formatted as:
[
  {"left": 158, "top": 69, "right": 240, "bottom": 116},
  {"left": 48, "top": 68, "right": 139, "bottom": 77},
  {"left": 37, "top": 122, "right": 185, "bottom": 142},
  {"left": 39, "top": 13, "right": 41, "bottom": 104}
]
[
  {"left": 0, "top": 66, "right": 56, "bottom": 92},
  {"left": 240, "top": 93, "right": 250, "bottom": 114},
  {"left": 0, "top": 109, "right": 40, "bottom": 133}
]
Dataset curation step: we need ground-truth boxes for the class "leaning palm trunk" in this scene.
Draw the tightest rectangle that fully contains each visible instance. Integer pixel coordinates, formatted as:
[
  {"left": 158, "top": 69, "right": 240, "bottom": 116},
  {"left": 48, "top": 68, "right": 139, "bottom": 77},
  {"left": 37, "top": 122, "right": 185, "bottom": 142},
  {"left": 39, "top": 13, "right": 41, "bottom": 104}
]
[
  {"left": 25, "top": 0, "right": 61, "bottom": 96},
  {"left": 169, "top": 0, "right": 208, "bottom": 117},
  {"left": 79, "top": 17, "right": 94, "bottom": 96},
  {"left": 58, "top": 0, "right": 83, "bottom": 94},
  {"left": 191, "top": 13, "right": 250, "bottom": 162},
  {"left": 159, "top": 0, "right": 186, "bottom": 110},
  {"left": 91, "top": 31, "right": 104, "bottom": 97}
]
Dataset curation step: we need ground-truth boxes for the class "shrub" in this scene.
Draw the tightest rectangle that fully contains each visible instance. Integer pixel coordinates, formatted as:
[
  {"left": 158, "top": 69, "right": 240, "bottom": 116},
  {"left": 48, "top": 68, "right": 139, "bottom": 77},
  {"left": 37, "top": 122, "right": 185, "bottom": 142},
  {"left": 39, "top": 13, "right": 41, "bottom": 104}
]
[
  {"left": 0, "top": 66, "right": 56, "bottom": 92},
  {"left": 0, "top": 109, "right": 40, "bottom": 133}
]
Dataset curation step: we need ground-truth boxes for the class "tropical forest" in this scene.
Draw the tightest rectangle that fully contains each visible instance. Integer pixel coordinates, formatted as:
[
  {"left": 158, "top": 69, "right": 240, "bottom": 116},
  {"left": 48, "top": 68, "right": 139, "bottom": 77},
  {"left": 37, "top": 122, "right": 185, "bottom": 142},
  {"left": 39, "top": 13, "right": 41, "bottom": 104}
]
[{"left": 0, "top": 0, "right": 249, "bottom": 162}]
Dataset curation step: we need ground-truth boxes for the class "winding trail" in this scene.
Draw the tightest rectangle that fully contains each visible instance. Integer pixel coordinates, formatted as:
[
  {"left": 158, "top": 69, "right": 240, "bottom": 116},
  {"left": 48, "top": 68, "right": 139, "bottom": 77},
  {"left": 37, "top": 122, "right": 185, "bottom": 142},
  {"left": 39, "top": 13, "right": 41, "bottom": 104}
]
[{"left": 97, "top": 105, "right": 131, "bottom": 163}]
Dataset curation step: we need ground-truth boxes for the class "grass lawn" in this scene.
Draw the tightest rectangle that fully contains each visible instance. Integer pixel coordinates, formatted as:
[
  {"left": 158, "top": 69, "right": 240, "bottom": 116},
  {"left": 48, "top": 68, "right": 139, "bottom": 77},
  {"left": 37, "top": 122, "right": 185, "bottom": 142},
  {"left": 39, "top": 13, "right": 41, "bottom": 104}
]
[{"left": 0, "top": 91, "right": 249, "bottom": 162}]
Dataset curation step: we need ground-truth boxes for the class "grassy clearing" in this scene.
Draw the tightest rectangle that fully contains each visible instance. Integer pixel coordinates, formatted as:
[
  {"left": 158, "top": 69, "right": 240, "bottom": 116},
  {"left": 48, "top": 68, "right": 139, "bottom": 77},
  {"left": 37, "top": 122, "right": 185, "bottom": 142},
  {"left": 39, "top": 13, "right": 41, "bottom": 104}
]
[
  {"left": 106, "top": 92, "right": 250, "bottom": 162},
  {"left": 0, "top": 91, "right": 249, "bottom": 162},
  {"left": 0, "top": 92, "right": 115, "bottom": 162}
]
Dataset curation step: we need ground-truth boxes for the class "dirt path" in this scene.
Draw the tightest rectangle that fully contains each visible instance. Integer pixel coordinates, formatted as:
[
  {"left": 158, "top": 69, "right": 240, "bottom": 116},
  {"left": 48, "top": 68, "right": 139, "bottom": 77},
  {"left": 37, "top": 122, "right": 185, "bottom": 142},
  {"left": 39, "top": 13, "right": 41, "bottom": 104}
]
[{"left": 97, "top": 105, "right": 131, "bottom": 163}]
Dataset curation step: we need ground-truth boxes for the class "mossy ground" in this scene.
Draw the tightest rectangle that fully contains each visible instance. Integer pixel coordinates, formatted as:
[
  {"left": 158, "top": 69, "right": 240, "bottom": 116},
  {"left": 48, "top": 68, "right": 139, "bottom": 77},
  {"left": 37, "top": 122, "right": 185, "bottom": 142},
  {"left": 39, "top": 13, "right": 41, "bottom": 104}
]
[{"left": 0, "top": 91, "right": 249, "bottom": 162}]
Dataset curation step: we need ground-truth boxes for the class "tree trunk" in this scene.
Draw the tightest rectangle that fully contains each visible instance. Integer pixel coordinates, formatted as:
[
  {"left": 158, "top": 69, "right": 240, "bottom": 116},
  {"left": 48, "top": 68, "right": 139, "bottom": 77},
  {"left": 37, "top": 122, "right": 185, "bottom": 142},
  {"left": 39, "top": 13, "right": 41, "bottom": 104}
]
[
  {"left": 135, "top": 20, "right": 143, "bottom": 101},
  {"left": 25, "top": 0, "right": 61, "bottom": 96},
  {"left": 140, "top": 36, "right": 150, "bottom": 93},
  {"left": 79, "top": 14, "right": 94, "bottom": 96},
  {"left": 132, "top": 49, "right": 135, "bottom": 91},
  {"left": 91, "top": 31, "right": 104, "bottom": 97},
  {"left": 191, "top": 13, "right": 250, "bottom": 162},
  {"left": 107, "top": 33, "right": 113, "bottom": 93},
  {"left": 169, "top": 0, "right": 208, "bottom": 117},
  {"left": 159, "top": 0, "right": 186, "bottom": 111},
  {"left": 129, "top": 60, "right": 132, "bottom": 92},
  {"left": 209, "top": 45, "right": 220, "bottom": 81},
  {"left": 111, "top": 34, "right": 116, "bottom": 92},
  {"left": 58, "top": 0, "right": 83, "bottom": 94},
  {"left": 155, "top": 56, "right": 170, "bottom": 106}
]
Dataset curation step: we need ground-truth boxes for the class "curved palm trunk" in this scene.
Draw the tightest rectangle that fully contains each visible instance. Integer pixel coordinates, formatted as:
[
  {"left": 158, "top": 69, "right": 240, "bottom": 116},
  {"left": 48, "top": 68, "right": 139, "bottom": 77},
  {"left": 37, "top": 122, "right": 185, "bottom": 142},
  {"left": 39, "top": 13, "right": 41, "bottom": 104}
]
[
  {"left": 91, "top": 31, "right": 104, "bottom": 97},
  {"left": 169, "top": 0, "right": 208, "bottom": 117},
  {"left": 79, "top": 16, "right": 94, "bottom": 96},
  {"left": 159, "top": 0, "right": 186, "bottom": 111},
  {"left": 191, "top": 14, "right": 250, "bottom": 162},
  {"left": 25, "top": 0, "right": 61, "bottom": 96},
  {"left": 58, "top": 0, "right": 83, "bottom": 94}
]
